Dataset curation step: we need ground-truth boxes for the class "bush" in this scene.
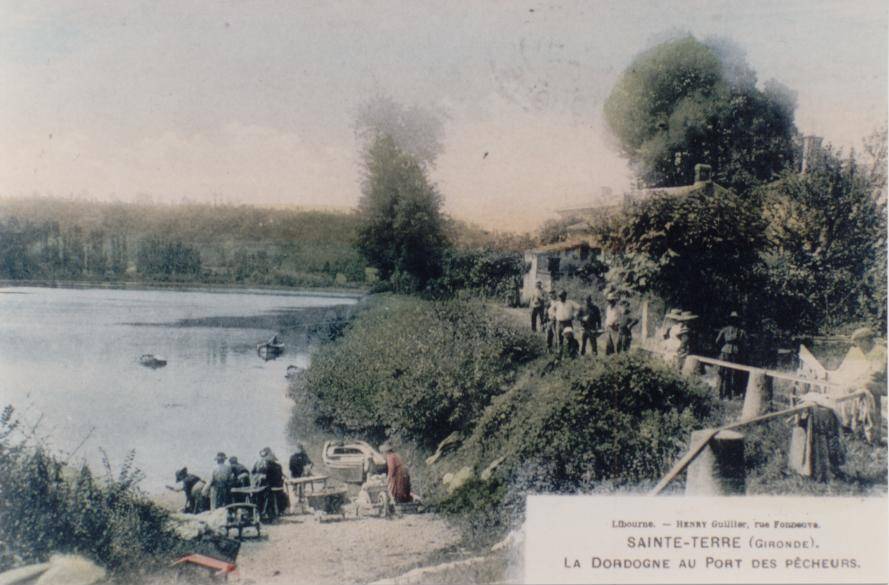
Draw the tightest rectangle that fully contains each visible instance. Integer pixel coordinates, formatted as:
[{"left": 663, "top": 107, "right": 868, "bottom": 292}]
[
  {"left": 469, "top": 354, "right": 713, "bottom": 489},
  {"left": 0, "top": 405, "right": 184, "bottom": 574},
  {"left": 302, "top": 295, "right": 544, "bottom": 447},
  {"left": 428, "top": 249, "right": 523, "bottom": 303}
]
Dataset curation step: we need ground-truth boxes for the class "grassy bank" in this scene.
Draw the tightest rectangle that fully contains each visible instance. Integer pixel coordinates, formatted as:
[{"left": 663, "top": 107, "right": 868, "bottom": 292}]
[
  {"left": 296, "top": 295, "right": 719, "bottom": 546},
  {"left": 294, "top": 295, "right": 888, "bottom": 553}
]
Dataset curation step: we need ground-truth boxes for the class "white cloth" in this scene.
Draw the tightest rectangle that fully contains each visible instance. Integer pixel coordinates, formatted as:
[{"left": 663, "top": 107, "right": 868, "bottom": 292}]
[
  {"left": 554, "top": 300, "right": 581, "bottom": 322},
  {"left": 604, "top": 304, "right": 623, "bottom": 329}
]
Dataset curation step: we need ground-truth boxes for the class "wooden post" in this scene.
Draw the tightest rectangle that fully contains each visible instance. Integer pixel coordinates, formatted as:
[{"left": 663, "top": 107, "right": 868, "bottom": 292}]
[
  {"left": 685, "top": 429, "right": 746, "bottom": 496},
  {"left": 681, "top": 355, "right": 700, "bottom": 377},
  {"left": 741, "top": 369, "right": 773, "bottom": 421},
  {"left": 641, "top": 299, "right": 650, "bottom": 339}
]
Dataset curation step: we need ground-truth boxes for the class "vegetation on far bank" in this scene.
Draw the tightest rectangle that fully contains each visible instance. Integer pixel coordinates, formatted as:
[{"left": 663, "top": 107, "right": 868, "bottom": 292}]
[{"left": 0, "top": 196, "right": 530, "bottom": 291}]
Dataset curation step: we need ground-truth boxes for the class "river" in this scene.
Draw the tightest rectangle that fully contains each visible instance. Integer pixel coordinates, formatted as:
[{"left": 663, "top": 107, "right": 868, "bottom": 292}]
[{"left": 0, "top": 285, "right": 359, "bottom": 493}]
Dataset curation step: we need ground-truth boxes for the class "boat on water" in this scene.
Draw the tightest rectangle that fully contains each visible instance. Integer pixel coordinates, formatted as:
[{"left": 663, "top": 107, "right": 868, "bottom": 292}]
[
  {"left": 256, "top": 341, "right": 285, "bottom": 360},
  {"left": 139, "top": 354, "right": 167, "bottom": 368},
  {"left": 321, "top": 440, "right": 387, "bottom": 484}
]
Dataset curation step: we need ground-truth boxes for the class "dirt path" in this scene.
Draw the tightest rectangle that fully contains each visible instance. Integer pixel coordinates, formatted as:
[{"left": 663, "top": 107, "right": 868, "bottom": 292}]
[{"left": 236, "top": 513, "right": 462, "bottom": 585}]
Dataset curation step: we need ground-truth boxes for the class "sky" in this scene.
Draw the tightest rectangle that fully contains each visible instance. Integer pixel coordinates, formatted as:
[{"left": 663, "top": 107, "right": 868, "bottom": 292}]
[{"left": 1, "top": 0, "right": 886, "bottom": 232}]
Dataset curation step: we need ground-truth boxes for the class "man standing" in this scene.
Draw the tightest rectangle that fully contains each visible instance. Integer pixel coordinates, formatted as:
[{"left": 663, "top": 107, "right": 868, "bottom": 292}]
[
  {"left": 208, "top": 452, "right": 233, "bottom": 510},
  {"left": 580, "top": 295, "right": 602, "bottom": 356},
  {"left": 604, "top": 293, "right": 624, "bottom": 355},
  {"left": 716, "top": 311, "right": 747, "bottom": 399},
  {"left": 545, "top": 289, "right": 559, "bottom": 352},
  {"left": 288, "top": 442, "right": 313, "bottom": 479},
  {"left": 529, "top": 281, "right": 546, "bottom": 332},
  {"left": 554, "top": 290, "right": 581, "bottom": 356}
]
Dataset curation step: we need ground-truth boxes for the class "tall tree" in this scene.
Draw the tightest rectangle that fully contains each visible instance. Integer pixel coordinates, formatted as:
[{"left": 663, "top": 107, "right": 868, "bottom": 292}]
[
  {"left": 356, "top": 134, "right": 448, "bottom": 290},
  {"left": 604, "top": 36, "right": 797, "bottom": 194},
  {"left": 760, "top": 145, "right": 886, "bottom": 332}
]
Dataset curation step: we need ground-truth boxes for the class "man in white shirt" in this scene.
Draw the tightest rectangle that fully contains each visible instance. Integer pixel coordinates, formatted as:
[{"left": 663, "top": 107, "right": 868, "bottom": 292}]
[
  {"left": 553, "top": 290, "right": 581, "bottom": 356},
  {"left": 604, "top": 292, "right": 624, "bottom": 355}
]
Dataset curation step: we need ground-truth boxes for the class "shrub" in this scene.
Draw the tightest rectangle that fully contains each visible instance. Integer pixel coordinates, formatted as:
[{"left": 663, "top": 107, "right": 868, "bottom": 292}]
[
  {"left": 0, "top": 405, "right": 184, "bottom": 575},
  {"left": 302, "top": 295, "right": 544, "bottom": 447},
  {"left": 469, "top": 354, "right": 714, "bottom": 489}
]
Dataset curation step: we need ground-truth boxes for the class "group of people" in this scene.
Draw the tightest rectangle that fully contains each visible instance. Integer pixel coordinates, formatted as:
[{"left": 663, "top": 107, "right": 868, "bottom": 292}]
[
  {"left": 169, "top": 443, "right": 314, "bottom": 521},
  {"left": 528, "top": 282, "right": 637, "bottom": 359}
]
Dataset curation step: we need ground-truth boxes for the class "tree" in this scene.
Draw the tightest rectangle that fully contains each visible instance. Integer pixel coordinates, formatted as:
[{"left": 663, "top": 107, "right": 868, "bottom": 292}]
[
  {"left": 600, "top": 186, "right": 768, "bottom": 329},
  {"left": 760, "top": 145, "right": 886, "bottom": 332},
  {"left": 356, "top": 135, "right": 448, "bottom": 290},
  {"left": 604, "top": 36, "right": 797, "bottom": 195},
  {"left": 355, "top": 95, "right": 444, "bottom": 168}
]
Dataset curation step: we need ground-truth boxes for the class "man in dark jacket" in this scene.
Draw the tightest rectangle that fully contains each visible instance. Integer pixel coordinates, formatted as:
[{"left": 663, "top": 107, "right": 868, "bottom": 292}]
[
  {"left": 579, "top": 295, "right": 602, "bottom": 356},
  {"left": 288, "top": 443, "right": 313, "bottom": 478},
  {"left": 716, "top": 311, "right": 747, "bottom": 398}
]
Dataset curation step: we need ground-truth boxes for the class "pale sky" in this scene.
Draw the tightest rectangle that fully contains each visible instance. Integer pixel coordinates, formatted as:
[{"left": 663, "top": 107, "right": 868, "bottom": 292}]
[{"left": 1, "top": 1, "right": 886, "bottom": 232}]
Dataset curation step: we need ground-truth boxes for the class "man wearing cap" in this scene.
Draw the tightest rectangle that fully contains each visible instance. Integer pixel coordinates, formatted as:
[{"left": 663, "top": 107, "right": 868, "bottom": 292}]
[
  {"left": 529, "top": 281, "right": 547, "bottom": 332},
  {"left": 208, "top": 452, "right": 234, "bottom": 509},
  {"left": 168, "top": 467, "right": 208, "bottom": 514},
  {"left": 716, "top": 311, "right": 747, "bottom": 399},
  {"left": 552, "top": 290, "right": 581, "bottom": 356}
]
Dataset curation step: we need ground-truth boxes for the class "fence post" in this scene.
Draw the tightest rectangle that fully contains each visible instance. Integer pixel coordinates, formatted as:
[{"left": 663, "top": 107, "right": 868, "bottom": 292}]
[
  {"left": 741, "top": 369, "right": 773, "bottom": 420},
  {"left": 685, "top": 429, "right": 746, "bottom": 495},
  {"left": 641, "top": 299, "right": 650, "bottom": 339},
  {"left": 681, "top": 355, "right": 700, "bottom": 377}
]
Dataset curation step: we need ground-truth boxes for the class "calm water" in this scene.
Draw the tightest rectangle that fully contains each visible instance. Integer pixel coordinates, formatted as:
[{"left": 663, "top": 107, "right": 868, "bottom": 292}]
[{"left": 0, "top": 286, "right": 358, "bottom": 492}]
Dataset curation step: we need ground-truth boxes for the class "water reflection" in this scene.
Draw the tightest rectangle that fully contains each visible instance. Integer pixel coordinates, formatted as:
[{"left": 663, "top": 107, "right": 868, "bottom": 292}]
[{"left": 0, "top": 286, "right": 357, "bottom": 492}]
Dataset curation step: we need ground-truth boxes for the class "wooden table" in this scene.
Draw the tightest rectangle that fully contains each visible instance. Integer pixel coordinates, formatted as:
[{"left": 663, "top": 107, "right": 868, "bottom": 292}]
[{"left": 286, "top": 475, "right": 329, "bottom": 514}]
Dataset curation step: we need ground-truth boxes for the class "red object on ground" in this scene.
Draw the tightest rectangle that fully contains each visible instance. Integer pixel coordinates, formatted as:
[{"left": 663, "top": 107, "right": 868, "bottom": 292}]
[{"left": 171, "top": 554, "right": 237, "bottom": 577}]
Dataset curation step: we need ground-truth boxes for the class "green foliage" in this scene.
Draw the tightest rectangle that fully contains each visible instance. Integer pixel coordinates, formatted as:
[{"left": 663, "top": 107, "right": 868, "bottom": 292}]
[
  {"left": 759, "top": 148, "right": 887, "bottom": 333},
  {"left": 0, "top": 197, "right": 369, "bottom": 287},
  {"left": 0, "top": 405, "right": 184, "bottom": 574},
  {"left": 356, "top": 135, "right": 449, "bottom": 290},
  {"left": 302, "top": 295, "right": 544, "bottom": 447},
  {"left": 604, "top": 36, "right": 797, "bottom": 194},
  {"left": 601, "top": 186, "right": 767, "bottom": 326},
  {"left": 467, "top": 354, "right": 713, "bottom": 489},
  {"left": 429, "top": 249, "right": 523, "bottom": 303},
  {"left": 135, "top": 236, "right": 203, "bottom": 279}
]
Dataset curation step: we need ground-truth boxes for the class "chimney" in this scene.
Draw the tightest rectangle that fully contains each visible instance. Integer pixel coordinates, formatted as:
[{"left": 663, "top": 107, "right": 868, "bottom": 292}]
[
  {"left": 801, "top": 135, "right": 822, "bottom": 175},
  {"left": 694, "top": 163, "right": 712, "bottom": 184}
]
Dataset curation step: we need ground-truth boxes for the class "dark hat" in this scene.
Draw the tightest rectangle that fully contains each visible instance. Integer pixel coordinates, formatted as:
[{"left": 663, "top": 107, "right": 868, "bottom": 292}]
[
  {"left": 558, "top": 290, "right": 567, "bottom": 299},
  {"left": 216, "top": 452, "right": 226, "bottom": 461},
  {"left": 175, "top": 467, "right": 188, "bottom": 482},
  {"left": 229, "top": 456, "right": 239, "bottom": 464}
]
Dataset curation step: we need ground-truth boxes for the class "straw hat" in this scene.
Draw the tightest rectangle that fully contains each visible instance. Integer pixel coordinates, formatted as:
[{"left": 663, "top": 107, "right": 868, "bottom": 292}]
[
  {"left": 673, "top": 310, "right": 698, "bottom": 321},
  {"left": 665, "top": 308, "right": 683, "bottom": 320},
  {"left": 851, "top": 327, "right": 874, "bottom": 343}
]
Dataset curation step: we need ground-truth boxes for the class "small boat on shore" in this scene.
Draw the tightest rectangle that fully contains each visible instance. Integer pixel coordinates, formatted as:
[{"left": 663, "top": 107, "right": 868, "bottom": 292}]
[
  {"left": 139, "top": 354, "right": 167, "bottom": 368},
  {"left": 321, "top": 440, "right": 387, "bottom": 484}
]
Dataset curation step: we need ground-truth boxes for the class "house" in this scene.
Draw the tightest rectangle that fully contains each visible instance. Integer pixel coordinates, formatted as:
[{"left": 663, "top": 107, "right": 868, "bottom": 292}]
[
  {"left": 522, "top": 164, "right": 727, "bottom": 305},
  {"left": 521, "top": 238, "right": 597, "bottom": 304}
]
